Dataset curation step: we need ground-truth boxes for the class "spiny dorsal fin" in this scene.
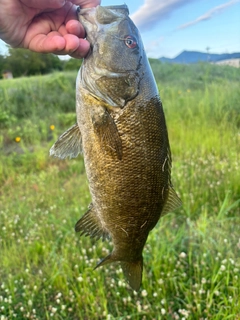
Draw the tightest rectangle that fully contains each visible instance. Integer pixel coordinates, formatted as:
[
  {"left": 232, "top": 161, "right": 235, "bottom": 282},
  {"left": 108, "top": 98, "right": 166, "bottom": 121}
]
[
  {"left": 50, "top": 123, "right": 82, "bottom": 159},
  {"left": 92, "top": 108, "right": 122, "bottom": 160},
  {"left": 161, "top": 187, "right": 182, "bottom": 216},
  {"left": 75, "top": 204, "right": 109, "bottom": 240}
]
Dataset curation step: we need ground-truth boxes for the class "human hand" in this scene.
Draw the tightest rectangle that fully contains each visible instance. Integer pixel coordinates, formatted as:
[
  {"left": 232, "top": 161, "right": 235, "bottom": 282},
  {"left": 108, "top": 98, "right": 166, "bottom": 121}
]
[{"left": 0, "top": 0, "right": 101, "bottom": 58}]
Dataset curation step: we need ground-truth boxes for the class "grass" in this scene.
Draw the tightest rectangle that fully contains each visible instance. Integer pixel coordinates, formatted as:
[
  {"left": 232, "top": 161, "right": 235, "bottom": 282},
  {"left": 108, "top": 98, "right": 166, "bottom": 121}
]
[{"left": 0, "top": 61, "right": 240, "bottom": 319}]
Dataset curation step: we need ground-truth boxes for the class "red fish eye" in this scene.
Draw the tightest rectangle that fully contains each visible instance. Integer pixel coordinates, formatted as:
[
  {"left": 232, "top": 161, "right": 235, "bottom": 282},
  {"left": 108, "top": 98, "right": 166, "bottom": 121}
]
[{"left": 124, "top": 35, "right": 137, "bottom": 49}]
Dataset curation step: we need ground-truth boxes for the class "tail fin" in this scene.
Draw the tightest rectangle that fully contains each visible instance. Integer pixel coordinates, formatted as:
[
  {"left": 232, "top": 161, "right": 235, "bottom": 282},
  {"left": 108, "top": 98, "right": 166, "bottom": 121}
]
[
  {"left": 94, "top": 254, "right": 143, "bottom": 291},
  {"left": 121, "top": 258, "right": 143, "bottom": 291}
]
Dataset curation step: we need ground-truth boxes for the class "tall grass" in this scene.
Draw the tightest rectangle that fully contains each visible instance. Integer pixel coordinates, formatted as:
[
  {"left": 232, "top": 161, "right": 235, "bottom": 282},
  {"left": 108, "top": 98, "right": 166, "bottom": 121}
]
[{"left": 0, "top": 62, "right": 239, "bottom": 319}]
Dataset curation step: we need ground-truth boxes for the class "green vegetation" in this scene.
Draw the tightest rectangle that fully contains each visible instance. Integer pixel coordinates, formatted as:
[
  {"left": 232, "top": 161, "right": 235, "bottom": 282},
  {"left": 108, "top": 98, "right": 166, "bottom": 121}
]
[
  {"left": 0, "top": 61, "right": 240, "bottom": 319},
  {"left": 0, "top": 48, "right": 82, "bottom": 78}
]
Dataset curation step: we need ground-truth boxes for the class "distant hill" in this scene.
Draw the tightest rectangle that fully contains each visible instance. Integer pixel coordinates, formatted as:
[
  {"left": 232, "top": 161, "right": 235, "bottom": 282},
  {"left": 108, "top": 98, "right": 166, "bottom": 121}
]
[{"left": 159, "top": 50, "right": 240, "bottom": 64}]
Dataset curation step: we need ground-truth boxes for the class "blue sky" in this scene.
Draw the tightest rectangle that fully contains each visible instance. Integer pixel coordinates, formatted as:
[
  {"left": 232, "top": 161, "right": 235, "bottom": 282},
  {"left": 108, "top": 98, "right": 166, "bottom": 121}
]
[{"left": 0, "top": 0, "right": 239, "bottom": 58}]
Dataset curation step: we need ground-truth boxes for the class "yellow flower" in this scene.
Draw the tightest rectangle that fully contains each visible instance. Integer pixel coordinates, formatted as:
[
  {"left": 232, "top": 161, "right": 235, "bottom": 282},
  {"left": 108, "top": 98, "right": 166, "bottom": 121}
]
[
  {"left": 50, "top": 125, "right": 55, "bottom": 131},
  {"left": 15, "top": 137, "right": 21, "bottom": 143},
  {"left": 187, "top": 89, "right": 191, "bottom": 93}
]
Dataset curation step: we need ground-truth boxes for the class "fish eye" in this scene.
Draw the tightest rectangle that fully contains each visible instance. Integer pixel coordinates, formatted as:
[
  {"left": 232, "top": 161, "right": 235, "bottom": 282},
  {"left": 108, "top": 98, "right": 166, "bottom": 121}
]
[{"left": 124, "top": 35, "right": 138, "bottom": 49}]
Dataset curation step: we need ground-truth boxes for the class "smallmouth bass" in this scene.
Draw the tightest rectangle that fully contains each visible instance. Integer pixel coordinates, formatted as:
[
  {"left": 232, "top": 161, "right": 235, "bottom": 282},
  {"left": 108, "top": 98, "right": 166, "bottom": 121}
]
[{"left": 50, "top": 4, "right": 181, "bottom": 291}]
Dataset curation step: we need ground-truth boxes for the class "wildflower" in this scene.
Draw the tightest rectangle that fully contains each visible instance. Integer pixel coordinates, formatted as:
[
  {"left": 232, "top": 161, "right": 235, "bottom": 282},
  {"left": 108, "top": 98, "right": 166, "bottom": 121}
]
[
  {"left": 199, "top": 289, "right": 205, "bottom": 294},
  {"left": 187, "top": 89, "right": 191, "bottom": 93},
  {"left": 15, "top": 137, "right": 21, "bottom": 143},
  {"left": 220, "top": 265, "right": 226, "bottom": 271},
  {"left": 50, "top": 125, "right": 55, "bottom": 130},
  {"left": 77, "top": 276, "right": 83, "bottom": 282},
  {"left": 136, "top": 301, "right": 141, "bottom": 312},
  {"left": 161, "top": 308, "right": 166, "bottom": 315},
  {"left": 179, "top": 252, "right": 187, "bottom": 258},
  {"left": 52, "top": 307, "right": 57, "bottom": 314},
  {"left": 141, "top": 289, "right": 148, "bottom": 297}
]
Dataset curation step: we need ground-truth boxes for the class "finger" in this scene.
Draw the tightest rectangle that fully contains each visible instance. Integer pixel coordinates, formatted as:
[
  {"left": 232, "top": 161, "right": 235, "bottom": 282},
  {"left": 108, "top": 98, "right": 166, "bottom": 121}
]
[
  {"left": 20, "top": 0, "right": 66, "bottom": 10},
  {"left": 27, "top": 32, "right": 90, "bottom": 58},
  {"left": 66, "top": 20, "right": 85, "bottom": 38},
  {"left": 28, "top": 33, "right": 66, "bottom": 53},
  {"left": 63, "top": 35, "right": 90, "bottom": 58}
]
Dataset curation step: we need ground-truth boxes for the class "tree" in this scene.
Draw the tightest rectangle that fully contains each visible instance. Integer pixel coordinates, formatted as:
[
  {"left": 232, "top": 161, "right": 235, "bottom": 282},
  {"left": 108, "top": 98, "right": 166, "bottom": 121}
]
[
  {"left": 63, "top": 57, "right": 82, "bottom": 71},
  {"left": 3, "top": 48, "right": 63, "bottom": 77}
]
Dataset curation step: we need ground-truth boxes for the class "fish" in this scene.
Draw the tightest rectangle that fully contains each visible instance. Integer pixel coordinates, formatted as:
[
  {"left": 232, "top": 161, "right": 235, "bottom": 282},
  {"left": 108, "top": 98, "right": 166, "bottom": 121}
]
[{"left": 50, "top": 4, "right": 181, "bottom": 291}]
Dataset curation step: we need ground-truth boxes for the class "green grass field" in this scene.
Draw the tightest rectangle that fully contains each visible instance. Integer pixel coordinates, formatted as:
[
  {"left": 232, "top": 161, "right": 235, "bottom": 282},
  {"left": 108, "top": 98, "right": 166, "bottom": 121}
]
[{"left": 0, "top": 62, "right": 240, "bottom": 319}]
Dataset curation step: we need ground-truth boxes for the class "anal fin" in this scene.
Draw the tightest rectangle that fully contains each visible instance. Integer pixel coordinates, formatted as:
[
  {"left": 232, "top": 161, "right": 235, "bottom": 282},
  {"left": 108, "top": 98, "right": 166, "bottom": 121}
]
[
  {"left": 75, "top": 204, "right": 109, "bottom": 240},
  {"left": 50, "top": 123, "right": 82, "bottom": 159}
]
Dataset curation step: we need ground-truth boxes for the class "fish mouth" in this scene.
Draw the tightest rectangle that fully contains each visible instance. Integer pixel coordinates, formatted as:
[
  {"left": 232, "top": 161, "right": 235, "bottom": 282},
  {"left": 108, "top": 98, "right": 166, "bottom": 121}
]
[{"left": 78, "top": 5, "right": 129, "bottom": 35}]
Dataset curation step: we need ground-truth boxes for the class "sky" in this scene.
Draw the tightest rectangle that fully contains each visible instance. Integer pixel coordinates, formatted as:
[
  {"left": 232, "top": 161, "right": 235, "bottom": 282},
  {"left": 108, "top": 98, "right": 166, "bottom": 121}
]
[{"left": 0, "top": 0, "right": 239, "bottom": 58}]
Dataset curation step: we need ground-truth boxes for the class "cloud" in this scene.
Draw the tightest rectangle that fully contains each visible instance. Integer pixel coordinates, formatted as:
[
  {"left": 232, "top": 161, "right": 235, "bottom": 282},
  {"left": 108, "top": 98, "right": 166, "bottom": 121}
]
[
  {"left": 130, "top": 0, "right": 196, "bottom": 31},
  {"left": 177, "top": 0, "right": 240, "bottom": 30},
  {"left": 144, "top": 36, "right": 165, "bottom": 53}
]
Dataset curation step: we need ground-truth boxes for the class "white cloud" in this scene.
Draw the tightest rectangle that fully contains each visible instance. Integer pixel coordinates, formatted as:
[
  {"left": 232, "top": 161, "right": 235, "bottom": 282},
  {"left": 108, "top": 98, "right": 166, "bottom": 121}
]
[
  {"left": 130, "top": 0, "right": 196, "bottom": 31},
  {"left": 177, "top": 0, "right": 240, "bottom": 30},
  {"left": 144, "top": 36, "right": 165, "bottom": 54}
]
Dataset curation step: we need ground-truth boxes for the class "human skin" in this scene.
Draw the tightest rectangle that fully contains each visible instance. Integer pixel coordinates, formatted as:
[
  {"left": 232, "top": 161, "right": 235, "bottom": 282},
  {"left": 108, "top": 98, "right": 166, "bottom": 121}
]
[{"left": 0, "top": 0, "right": 101, "bottom": 58}]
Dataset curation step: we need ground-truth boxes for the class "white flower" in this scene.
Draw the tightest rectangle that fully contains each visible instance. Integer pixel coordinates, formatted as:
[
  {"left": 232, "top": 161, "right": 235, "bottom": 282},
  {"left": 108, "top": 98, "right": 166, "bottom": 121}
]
[
  {"left": 51, "top": 307, "right": 57, "bottom": 314},
  {"left": 77, "top": 276, "right": 83, "bottom": 282},
  {"left": 141, "top": 289, "right": 148, "bottom": 297},
  {"left": 161, "top": 308, "right": 166, "bottom": 315},
  {"left": 179, "top": 252, "right": 187, "bottom": 258},
  {"left": 220, "top": 265, "right": 226, "bottom": 271}
]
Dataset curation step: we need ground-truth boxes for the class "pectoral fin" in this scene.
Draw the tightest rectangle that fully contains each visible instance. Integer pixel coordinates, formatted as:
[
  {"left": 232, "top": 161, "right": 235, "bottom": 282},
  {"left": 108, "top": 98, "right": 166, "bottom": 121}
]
[
  {"left": 92, "top": 108, "right": 122, "bottom": 160},
  {"left": 161, "top": 187, "right": 182, "bottom": 216},
  {"left": 75, "top": 204, "right": 109, "bottom": 240},
  {"left": 50, "top": 123, "right": 82, "bottom": 159}
]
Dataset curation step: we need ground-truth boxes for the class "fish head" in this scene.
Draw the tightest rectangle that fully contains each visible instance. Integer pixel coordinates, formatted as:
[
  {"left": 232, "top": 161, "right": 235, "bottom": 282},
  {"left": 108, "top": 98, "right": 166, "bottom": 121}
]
[{"left": 78, "top": 5, "right": 145, "bottom": 108}]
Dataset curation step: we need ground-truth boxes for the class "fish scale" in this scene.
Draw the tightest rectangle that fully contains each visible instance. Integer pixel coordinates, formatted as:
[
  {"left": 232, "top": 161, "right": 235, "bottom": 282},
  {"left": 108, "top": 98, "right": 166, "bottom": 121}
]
[{"left": 50, "top": 4, "right": 181, "bottom": 291}]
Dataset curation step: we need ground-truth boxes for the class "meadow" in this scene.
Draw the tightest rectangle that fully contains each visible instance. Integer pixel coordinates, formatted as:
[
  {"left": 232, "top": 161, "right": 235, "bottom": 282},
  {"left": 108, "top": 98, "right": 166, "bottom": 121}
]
[{"left": 0, "top": 61, "right": 240, "bottom": 320}]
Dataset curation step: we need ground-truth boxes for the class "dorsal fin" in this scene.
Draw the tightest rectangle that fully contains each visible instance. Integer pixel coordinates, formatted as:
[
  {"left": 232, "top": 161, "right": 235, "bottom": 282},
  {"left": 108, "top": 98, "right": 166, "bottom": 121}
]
[{"left": 50, "top": 123, "right": 82, "bottom": 159}]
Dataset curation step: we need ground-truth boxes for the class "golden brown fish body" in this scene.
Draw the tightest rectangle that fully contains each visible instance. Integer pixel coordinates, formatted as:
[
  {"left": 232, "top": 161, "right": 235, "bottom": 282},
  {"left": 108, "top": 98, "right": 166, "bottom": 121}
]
[{"left": 50, "top": 5, "right": 181, "bottom": 291}]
